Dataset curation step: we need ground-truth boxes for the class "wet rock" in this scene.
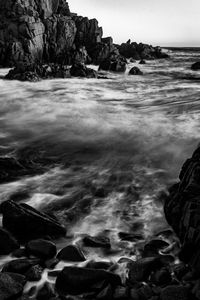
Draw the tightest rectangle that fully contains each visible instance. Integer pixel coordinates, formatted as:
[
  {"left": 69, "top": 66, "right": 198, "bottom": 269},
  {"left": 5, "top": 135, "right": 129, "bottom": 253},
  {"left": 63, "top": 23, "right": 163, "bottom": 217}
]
[
  {"left": 70, "top": 62, "right": 97, "bottom": 78},
  {"left": 139, "top": 59, "right": 146, "bottom": 64},
  {"left": 37, "top": 282, "right": 56, "bottom": 300},
  {"left": 86, "top": 260, "right": 112, "bottom": 270},
  {"left": 57, "top": 244, "right": 86, "bottom": 262},
  {"left": 25, "top": 264, "right": 43, "bottom": 281},
  {"left": 137, "top": 285, "right": 153, "bottom": 300},
  {"left": 150, "top": 268, "right": 172, "bottom": 286},
  {"left": 160, "top": 285, "right": 189, "bottom": 300},
  {"left": 191, "top": 62, "right": 200, "bottom": 70},
  {"left": 129, "top": 67, "right": 143, "bottom": 75},
  {"left": 173, "top": 263, "right": 191, "bottom": 281},
  {"left": 113, "top": 286, "right": 129, "bottom": 299},
  {"left": 128, "top": 257, "right": 163, "bottom": 282},
  {"left": 26, "top": 239, "right": 57, "bottom": 260},
  {"left": 0, "top": 227, "right": 20, "bottom": 255},
  {"left": 164, "top": 145, "right": 200, "bottom": 273},
  {"left": 0, "top": 272, "right": 26, "bottom": 300},
  {"left": 96, "top": 284, "right": 113, "bottom": 300},
  {"left": 2, "top": 258, "right": 40, "bottom": 275},
  {"left": 118, "top": 232, "right": 143, "bottom": 242},
  {"left": 83, "top": 235, "right": 111, "bottom": 248},
  {"left": 0, "top": 200, "right": 66, "bottom": 241},
  {"left": 12, "top": 248, "right": 27, "bottom": 258},
  {"left": 143, "top": 239, "right": 170, "bottom": 257},
  {"left": 55, "top": 266, "right": 121, "bottom": 295},
  {"left": 99, "top": 54, "right": 127, "bottom": 73}
]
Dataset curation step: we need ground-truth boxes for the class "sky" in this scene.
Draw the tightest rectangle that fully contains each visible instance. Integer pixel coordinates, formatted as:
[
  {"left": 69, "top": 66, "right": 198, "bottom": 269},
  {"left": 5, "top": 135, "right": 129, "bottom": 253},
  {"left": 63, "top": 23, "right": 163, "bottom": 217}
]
[{"left": 69, "top": 0, "right": 200, "bottom": 47}]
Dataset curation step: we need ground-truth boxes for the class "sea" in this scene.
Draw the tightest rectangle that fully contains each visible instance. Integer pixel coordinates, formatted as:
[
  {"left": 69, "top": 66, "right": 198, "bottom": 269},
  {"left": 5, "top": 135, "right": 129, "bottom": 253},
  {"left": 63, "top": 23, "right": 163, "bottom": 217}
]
[{"left": 0, "top": 48, "right": 200, "bottom": 286}]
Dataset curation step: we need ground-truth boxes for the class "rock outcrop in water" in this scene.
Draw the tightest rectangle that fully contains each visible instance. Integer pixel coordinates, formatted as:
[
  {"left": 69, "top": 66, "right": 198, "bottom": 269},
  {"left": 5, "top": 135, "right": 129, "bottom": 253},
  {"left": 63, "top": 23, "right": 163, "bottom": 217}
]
[
  {"left": 164, "top": 145, "right": 200, "bottom": 274},
  {"left": 0, "top": 0, "right": 168, "bottom": 72}
]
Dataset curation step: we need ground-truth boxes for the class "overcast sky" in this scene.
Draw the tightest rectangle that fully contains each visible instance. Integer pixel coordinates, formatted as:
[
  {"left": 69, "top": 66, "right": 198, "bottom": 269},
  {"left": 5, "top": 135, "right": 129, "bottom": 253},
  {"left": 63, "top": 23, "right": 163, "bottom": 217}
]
[{"left": 69, "top": 0, "right": 200, "bottom": 47}]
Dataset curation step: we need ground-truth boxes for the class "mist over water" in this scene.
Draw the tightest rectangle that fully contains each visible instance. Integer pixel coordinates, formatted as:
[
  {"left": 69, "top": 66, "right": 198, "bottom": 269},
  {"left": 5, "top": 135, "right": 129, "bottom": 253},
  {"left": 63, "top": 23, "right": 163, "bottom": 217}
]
[{"left": 0, "top": 49, "right": 200, "bottom": 260}]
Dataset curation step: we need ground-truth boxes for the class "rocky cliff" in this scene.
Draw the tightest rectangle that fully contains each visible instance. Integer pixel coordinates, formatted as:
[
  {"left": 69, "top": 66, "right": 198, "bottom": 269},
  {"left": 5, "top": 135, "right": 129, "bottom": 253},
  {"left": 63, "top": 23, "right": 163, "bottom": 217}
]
[
  {"left": 164, "top": 145, "right": 200, "bottom": 274},
  {"left": 0, "top": 0, "right": 168, "bottom": 68}
]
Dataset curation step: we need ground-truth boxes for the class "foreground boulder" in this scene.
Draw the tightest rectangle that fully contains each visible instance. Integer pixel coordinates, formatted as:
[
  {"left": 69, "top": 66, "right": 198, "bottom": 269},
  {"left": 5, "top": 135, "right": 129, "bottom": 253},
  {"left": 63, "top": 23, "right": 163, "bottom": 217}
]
[
  {"left": 0, "top": 200, "right": 66, "bottom": 241},
  {"left": 0, "top": 272, "right": 26, "bottom": 300},
  {"left": 191, "top": 62, "right": 200, "bottom": 70},
  {"left": 2, "top": 258, "right": 39, "bottom": 275},
  {"left": 55, "top": 266, "right": 121, "bottom": 295},
  {"left": 83, "top": 235, "right": 111, "bottom": 248},
  {"left": 0, "top": 227, "right": 20, "bottom": 255},
  {"left": 57, "top": 245, "right": 86, "bottom": 262},
  {"left": 26, "top": 239, "right": 57, "bottom": 260},
  {"left": 164, "top": 145, "right": 200, "bottom": 274}
]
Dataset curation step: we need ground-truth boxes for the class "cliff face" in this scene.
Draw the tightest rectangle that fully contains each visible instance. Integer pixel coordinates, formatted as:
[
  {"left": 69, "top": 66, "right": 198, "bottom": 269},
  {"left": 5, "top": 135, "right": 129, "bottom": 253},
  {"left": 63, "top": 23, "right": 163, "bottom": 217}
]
[
  {"left": 0, "top": 0, "right": 109, "bottom": 66},
  {"left": 164, "top": 145, "right": 200, "bottom": 273}
]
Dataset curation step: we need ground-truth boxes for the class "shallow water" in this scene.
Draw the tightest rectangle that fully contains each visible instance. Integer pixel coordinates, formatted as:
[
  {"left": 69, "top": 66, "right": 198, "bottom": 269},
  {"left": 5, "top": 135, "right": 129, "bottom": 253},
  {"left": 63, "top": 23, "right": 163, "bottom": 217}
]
[{"left": 0, "top": 49, "right": 200, "bottom": 263}]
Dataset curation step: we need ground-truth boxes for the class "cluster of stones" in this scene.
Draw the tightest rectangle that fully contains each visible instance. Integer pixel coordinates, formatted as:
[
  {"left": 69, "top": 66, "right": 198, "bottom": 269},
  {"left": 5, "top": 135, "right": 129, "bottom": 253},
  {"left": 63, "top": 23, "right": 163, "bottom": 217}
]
[{"left": 0, "top": 199, "right": 197, "bottom": 300}]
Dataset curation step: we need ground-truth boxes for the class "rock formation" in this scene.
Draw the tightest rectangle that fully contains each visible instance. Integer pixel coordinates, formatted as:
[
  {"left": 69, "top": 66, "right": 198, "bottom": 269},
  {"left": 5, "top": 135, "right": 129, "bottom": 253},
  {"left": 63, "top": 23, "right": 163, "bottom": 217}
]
[
  {"left": 0, "top": 0, "right": 169, "bottom": 69},
  {"left": 164, "top": 145, "right": 200, "bottom": 274}
]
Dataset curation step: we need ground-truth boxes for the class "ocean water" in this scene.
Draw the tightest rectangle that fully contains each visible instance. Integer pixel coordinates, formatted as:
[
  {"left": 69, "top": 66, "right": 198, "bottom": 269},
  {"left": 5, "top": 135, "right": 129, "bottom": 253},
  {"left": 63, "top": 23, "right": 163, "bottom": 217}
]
[{"left": 0, "top": 48, "right": 200, "bottom": 264}]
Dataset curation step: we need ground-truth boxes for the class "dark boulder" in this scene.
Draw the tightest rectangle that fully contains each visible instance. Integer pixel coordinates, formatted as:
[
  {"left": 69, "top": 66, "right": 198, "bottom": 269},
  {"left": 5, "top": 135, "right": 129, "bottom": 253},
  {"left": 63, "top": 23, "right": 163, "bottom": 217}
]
[
  {"left": 164, "top": 145, "right": 200, "bottom": 274},
  {"left": 128, "top": 257, "right": 164, "bottom": 282},
  {"left": 25, "top": 264, "right": 43, "bottom": 281},
  {"left": 191, "top": 62, "right": 200, "bottom": 70},
  {"left": 37, "top": 282, "right": 56, "bottom": 300},
  {"left": 70, "top": 62, "right": 97, "bottom": 78},
  {"left": 2, "top": 258, "right": 39, "bottom": 275},
  {"left": 55, "top": 266, "right": 121, "bottom": 295},
  {"left": 86, "top": 260, "right": 112, "bottom": 270},
  {"left": 99, "top": 54, "right": 127, "bottom": 73},
  {"left": 160, "top": 285, "right": 189, "bottom": 300},
  {"left": 26, "top": 239, "right": 57, "bottom": 260},
  {"left": 139, "top": 59, "right": 146, "bottom": 64},
  {"left": 57, "top": 244, "right": 86, "bottom": 262},
  {"left": 129, "top": 67, "right": 143, "bottom": 75},
  {"left": 0, "top": 272, "right": 26, "bottom": 300},
  {"left": 83, "top": 235, "right": 111, "bottom": 248},
  {"left": 0, "top": 227, "right": 20, "bottom": 255},
  {"left": 0, "top": 200, "right": 66, "bottom": 241}
]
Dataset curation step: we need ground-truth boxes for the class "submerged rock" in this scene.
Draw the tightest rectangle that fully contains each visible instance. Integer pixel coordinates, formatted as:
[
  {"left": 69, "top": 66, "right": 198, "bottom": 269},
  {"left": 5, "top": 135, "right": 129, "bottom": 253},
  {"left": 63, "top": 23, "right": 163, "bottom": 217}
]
[
  {"left": 0, "top": 200, "right": 66, "bottom": 241},
  {"left": 129, "top": 66, "right": 143, "bottom": 75},
  {"left": 55, "top": 266, "right": 121, "bottom": 295},
  {"left": 57, "top": 244, "right": 86, "bottom": 262},
  {"left": 0, "top": 272, "right": 26, "bottom": 300},
  {"left": 0, "top": 227, "right": 20, "bottom": 255},
  {"left": 83, "top": 235, "right": 111, "bottom": 248},
  {"left": 191, "top": 62, "right": 200, "bottom": 70},
  {"left": 26, "top": 239, "right": 57, "bottom": 260}
]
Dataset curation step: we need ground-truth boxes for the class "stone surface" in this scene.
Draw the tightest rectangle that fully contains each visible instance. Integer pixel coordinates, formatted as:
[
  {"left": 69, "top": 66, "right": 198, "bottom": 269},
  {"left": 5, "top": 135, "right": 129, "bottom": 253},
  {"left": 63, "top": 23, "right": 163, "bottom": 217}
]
[
  {"left": 55, "top": 266, "right": 121, "bottom": 295},
  {"left": 164, "top": 145, "right": 200, "bottom": 273},
  {"left": 83, "top": 235, "right": 111, "bottom": 248},
  {"left": 160, "top": 285, "right": 189, "bottom": 300},
  {"left": 2, "top": 258, "right": 39, "bottom": 275},
  {"left": 129, "top": 66, "right": 143, "bottom": 75},
  {"left": 57, "top": 244, "right": 86, "bottom": 262},
  {"left": 191, "top": 62, "right": 200, "bottom": 70},
  {"left": 0, "top": 272, "right": 26, "bottom": 300},
  {"left": 0, "top": 200, "right": 66, "bottom": 241},
  {"left": 99, "top": 54, "right": 127, "bottom": 72},
  {"left": 26, "top": 239, "right": 57, "bottom": 260},
  {"left": 0, "top": 227, "right": 20, "bottom": 255}
]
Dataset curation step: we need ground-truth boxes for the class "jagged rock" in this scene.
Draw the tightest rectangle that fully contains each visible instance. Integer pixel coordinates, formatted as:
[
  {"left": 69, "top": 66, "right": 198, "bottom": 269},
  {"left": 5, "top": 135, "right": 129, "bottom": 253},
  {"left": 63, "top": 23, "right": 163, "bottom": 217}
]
[
  {"left": 55, "top": 266, "right": 121, "bottom": 295},
  {"left": 99, "top": 54, "right": 127, "bottom": 73},
  {"left": 191, "top": 62, "right": 200, "bottom": 70},
  {"left": 164, "top": 145, "right": 200, "bottom": 273},
  {"left": 0, "top": 272, "right": 26, "bottom": 300},
  {"left": 0, "top": 200, "right": 66, "bottom": 241},
  {"left": 25, "top": 264, "right": 43, "bottom": 281},
  {"left": 26, "top": 239, "right": 57, "bottom": 260},
  {"left": 0, "top": 227, "right": 20, "bottom": 255},
  {"left": 70, "top": 62, "right": 97, "bottom": 78},
  {"left": 129, "top": 67, "right": 143, "bottom": 75},
  {"left": 57, "top": 244, "right": 86, "bottom": 262}
]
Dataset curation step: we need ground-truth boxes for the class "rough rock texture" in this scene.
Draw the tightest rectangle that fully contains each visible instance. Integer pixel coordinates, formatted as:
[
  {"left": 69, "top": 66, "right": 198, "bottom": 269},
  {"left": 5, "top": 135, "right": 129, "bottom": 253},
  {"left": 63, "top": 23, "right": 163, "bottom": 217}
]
[
  {"left": 0, "top": 200, "right": 66, "bottom": 241},
  {"left": 164, "top": 145, "right": 200, "bottom": 274},
  {"left": 0, "top": 227, "right": 20, "bottom": 255},
  {"left": 118, "top": 40, "right": 169, "bottom": 60},
  {"left": 0, "top": 272, "right": 26, "bottom": 300}
]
